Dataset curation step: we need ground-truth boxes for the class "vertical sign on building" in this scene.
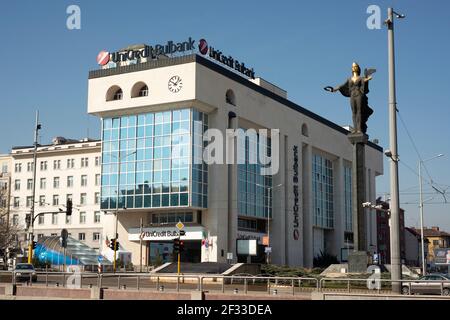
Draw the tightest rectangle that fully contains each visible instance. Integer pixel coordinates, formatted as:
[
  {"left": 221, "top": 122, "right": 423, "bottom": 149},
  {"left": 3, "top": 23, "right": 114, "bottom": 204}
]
[{"left": 292, "top": 146, "right": 300, "bottom": 240}]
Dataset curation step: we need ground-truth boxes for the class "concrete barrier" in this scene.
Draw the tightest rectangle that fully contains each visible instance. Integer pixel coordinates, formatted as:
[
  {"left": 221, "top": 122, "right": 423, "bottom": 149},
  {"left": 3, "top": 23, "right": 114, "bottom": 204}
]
[
  {"left": 16, "top": 286, "right": 91, "bottom": 299},
  {"left": 312, "top": 292, "right": 450, "bottom": 300}
]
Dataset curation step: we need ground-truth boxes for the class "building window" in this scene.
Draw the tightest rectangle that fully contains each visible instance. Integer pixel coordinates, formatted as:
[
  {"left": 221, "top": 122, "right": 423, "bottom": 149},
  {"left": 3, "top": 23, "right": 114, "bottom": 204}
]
[
  {"left": 95, "top": 156, "right": 101, "bottom": 166},
  {"left": 52, "top": 213, "right": 58, "bottom": 225},
  {"left": 67, "top": 159, "right": 75, "bottom": 169},
  {"left": 151, "top": 212, "right": 194, "bottom": 224},
  {"left": 433, "top": 240, "right": 439, "bottom": 246},
  {"left": 225, "top": 89, "right": 236, "bottom": 106},
  {"left": 301, "top": 123, "right": 309, "bottom": 137},
  {"left": 81, "top": 175, "right": 87, "bottom": 187},
  {"left": 38, "top": 215, "right": 44, "bottom": 225},
  {"left": 237, "top": 129, "right": 272, "bottom": 218},
  {"left": 67, "top": 176, "right": 74, "bottom": 188},
  {"left": 95, "top": 192, "right": 100, "bottom": 205},
  {"left": 237, "top": 218, "right": 258, "bottom": 232},
  {"left": 52, "top": 195, "right": 59, "bottom": 206},
  {"left": 39, "top": 195, "right": 46, "bottom": 207},
  {"left": 80, "top": 193, "right": 86, "bottom": 206},
  {"left": 53, "top": 160, "right": 61, "bottom": 170},
  {"left": 78, "top": 233, "right": 85, "bottom": 241},
  {"left": 344, "top": 166, "right": 352, "bottom": 232},
  {"left": 40, "top": 161, "right": 48, "bottom": 171},
  {"left": 37, "top": 234, "right": 44, "bottom": 240},
  {"left": 132, "top": 82, "right": 149, "bottom": 98},
  {"left": 65, "top": 213, "right": 71, "bottom": 224},
  {"left": 94, "top": 211, "right": 101, "bottom": 223},
  {"left": 1, "top": 163, "right": 7, "bottom": 173},
  {"left": 53, "top": 177, "right": 60, "bottom": 189},
  {"left": 40, "top": 178, "right": 46, "bottom": 190},
  {"left": 100, "top": 109, "right": 208, "bottom": 210},
  {"left": 14, "top": 179, "right": 20, "bottom": 191},
  {"left": 27, "top": 179, "right": 33, "bottom": 190},
  {"left": 12, "top": 214, "right": 19, "bottom": 226},
  {"left": 79, "top": 212, "right": 86, "bottom": 224},
  {"left": 15, "top": 163, "right": 22, "bottom": 173},
  {"left": 26, "top": 196, "right": 33, "bottom": 208},
  {"left": 93, "top": 232, "right": 100, "bottom": 241},
  {"left": 81, "top": 158, "right": 89, "bottom": 168},
  {"left": 13, "top": 197, "right": 20, "bottom": 208},
  {"left": 27, "top": 162, "right": 33, "bottom": 172},
  {"left": 95, "top": 174, "right": 101, "bottom": 186},
  {"left": 66, "top": 194, "right": 73, "bottom": 202},
  {"left": 106, "top": 86, "right": 123, "bottom": 101},
  {"left": 50, "top": 233, "right": 57, "bottom": 237},
  {"left": 312, "top": 154, "right": 334, "bottom": 229}
]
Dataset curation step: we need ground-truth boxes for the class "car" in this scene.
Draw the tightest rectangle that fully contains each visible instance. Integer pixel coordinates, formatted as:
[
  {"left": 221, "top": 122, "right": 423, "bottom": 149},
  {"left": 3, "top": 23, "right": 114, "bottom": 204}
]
[
  {"left": 14, "top": 263, "right": 37, "bottom": 282},
  {"left": 402, "top": 273, "right": 450, "bottom": 296}
]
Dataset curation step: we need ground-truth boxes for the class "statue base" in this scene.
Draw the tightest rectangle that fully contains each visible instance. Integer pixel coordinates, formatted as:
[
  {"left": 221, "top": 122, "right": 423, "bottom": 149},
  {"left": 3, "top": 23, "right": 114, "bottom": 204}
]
[{"left": 348, "top": 251, "right": 368, "bottom": 273}]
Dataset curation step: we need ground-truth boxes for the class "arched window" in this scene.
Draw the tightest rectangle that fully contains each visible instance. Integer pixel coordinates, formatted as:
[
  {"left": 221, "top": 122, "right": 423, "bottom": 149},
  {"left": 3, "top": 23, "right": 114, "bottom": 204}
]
[
  {"left": 301, "top": 123, "right": 309, "bottom": 137},
  {"left": 225, "top": 89, "right": 236, "bottom": 106},
  {"left": 131, "top": 82, "right": 149, "bottom": 98},
  {"left": 106, "top": 85, "right": 123, "bottom": 101}
]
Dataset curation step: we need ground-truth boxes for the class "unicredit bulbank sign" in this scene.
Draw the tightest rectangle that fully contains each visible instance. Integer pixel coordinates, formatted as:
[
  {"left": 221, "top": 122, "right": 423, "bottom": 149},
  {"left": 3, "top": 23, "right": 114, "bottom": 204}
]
[{"left": 97, "top": 37, "right": 255, "bottom": 79}]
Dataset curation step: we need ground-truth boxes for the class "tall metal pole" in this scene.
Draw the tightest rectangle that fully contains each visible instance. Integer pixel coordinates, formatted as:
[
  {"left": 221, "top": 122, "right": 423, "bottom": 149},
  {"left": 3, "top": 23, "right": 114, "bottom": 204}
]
[
  {"left": 28, "top": 111, "right": 40, "bottom": 264},
  {"left": 387, "top": 7, "right": 402, "bottom": 293},
  {"left": 266, "top": 187, "right": 270, "bottom": 265},
  {"left": 139, "top": 217, "right": 143, "bottom": 272},
  {"left": 418, "top": 160, "right": 426, "bottom": 276},
  {"left": 113, "top": 152, "right": 120, "bottom": 273}
]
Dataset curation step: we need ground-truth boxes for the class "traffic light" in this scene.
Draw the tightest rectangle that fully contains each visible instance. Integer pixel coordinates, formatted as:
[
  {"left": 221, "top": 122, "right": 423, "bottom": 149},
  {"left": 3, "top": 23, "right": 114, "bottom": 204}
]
[
  {"left": 173, "top": 238, "right": 180, "bottom": 253},
  {"left": 32, "top": 241, "right": 37, "bottom": 250},
  {"left": 109, "top": 239, "right": 119, "bottom": 251},
  {"left": 66, "top": 199, "right": 72, "bottom": 216},
  {"left": 179, "top": 240, "right": 185, "bottom": 253}
]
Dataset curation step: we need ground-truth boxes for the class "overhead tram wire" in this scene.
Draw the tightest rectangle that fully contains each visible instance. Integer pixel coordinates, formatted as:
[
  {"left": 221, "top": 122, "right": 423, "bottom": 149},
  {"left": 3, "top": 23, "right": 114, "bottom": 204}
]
[{"left": 397, "top": 108, "right": 448, "bottom": 204}]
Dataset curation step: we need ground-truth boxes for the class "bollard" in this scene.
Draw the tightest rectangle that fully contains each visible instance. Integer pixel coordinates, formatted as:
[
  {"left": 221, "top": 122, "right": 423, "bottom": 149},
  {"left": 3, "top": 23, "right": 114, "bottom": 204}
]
[{"left": 137, "top": 276, "right": 140, "bottom": 290}]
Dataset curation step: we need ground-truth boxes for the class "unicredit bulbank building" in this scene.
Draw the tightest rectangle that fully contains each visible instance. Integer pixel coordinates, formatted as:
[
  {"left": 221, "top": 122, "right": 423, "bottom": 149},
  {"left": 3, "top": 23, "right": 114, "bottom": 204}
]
[{"left": 87, "top": 37, "right": 383, "bottom": 267}]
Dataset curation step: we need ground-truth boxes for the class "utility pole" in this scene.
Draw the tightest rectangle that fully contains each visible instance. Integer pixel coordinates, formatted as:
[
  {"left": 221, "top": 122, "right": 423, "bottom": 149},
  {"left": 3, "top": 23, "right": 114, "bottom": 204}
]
[
  {"left": 28, "top": 111, "right": 40, "bottom": 264},
  {"left": 418, "top": 154, "right": 444, "bottom": 276},
  {"left": 386, "top": 7, "right": 405, "bottom": 294}
]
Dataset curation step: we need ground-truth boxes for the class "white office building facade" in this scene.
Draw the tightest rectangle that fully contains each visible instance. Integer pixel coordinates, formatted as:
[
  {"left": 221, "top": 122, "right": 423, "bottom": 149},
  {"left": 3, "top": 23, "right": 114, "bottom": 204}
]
[
  {"left": 88, "top": 51, "right": 383, "bottom": 267},
  {"left": 9, "top": 138, "right": 108, "bottom": 251}
]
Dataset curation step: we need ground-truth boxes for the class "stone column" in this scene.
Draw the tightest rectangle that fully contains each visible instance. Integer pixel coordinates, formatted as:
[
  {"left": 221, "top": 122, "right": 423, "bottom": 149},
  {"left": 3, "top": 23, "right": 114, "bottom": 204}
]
[
  {"left": 347, "top": 132, "right": 368, "bottom": 272},
  {"left": 302, "top": 143, "right": 313, "bottom": 268}
]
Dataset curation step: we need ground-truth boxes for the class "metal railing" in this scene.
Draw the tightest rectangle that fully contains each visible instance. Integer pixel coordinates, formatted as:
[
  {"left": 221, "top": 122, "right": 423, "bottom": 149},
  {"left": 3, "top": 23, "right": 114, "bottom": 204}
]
[{"left": 1, "top": 270, "right": 450, "bottom": 297}]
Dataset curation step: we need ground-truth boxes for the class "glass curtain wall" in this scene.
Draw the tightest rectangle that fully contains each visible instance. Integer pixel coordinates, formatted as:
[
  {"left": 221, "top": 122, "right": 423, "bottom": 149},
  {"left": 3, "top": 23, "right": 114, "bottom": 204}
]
[{"left": 100, "top": 108, "right": 208, "bottom": 210}]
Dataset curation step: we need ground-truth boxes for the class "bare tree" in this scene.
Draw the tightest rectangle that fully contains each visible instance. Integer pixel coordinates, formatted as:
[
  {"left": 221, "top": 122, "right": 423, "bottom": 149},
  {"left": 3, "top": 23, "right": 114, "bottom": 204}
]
[{"left": 0, "top": 181, "right": 19, "bottom": 268}]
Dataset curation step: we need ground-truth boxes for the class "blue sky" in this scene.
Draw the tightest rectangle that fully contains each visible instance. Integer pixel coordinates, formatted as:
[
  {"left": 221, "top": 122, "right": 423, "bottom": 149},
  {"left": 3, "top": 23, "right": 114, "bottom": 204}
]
[{"left": 0, "top": 0, "right": 449, "bottom": 231}]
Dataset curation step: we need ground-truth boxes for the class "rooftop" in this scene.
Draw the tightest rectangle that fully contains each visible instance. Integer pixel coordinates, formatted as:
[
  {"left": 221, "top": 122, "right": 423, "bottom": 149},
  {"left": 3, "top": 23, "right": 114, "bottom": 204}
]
[{"left": 89, "top": 54, "right": 383, "bottom": 153}]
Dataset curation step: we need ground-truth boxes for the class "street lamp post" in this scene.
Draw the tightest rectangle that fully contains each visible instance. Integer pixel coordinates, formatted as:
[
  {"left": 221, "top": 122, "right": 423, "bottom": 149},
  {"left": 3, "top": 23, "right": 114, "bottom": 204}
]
[
  {"left": 418, "top": 153, "right": 444, "bottom": 276},
  {"left": 28, "top": 111, "right": 41, "bottom": 264},
  {"left": 111, "top": 150, "right": 137, "bottom": 273},
  {"left": 258, "top": 183, "right": 282, "bottom": 265},
  {"left": 386, "top": 6, "right": 405, "bottom": 294}
]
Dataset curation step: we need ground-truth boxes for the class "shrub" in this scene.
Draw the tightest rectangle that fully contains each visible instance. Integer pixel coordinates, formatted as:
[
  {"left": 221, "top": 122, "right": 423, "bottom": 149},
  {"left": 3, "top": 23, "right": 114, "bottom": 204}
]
[{"left": 313, "top": 250, "right": 339, "bottom": 268}]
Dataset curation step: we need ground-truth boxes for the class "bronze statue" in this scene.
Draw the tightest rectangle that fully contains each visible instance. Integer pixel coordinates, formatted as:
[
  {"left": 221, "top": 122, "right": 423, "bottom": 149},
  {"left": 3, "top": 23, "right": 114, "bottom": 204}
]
[{"left": 325, "top": 62, "right": 375, "bottom": 134}]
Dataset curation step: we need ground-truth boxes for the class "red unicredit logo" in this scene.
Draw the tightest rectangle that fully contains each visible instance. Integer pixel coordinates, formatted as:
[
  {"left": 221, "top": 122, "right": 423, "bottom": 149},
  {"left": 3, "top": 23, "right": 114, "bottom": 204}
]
[
  {"left": 97, "top": 50, "right": 110, "bottom": 66},
  {"left": 198, "top": 39, "right": 208, "bottom": 55}
]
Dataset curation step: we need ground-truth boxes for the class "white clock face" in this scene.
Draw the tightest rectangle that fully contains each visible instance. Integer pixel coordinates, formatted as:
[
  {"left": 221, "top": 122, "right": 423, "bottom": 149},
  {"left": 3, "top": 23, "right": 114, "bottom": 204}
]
[{"left": 168, "top": 75, "right": 183, "bottom": 93}]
